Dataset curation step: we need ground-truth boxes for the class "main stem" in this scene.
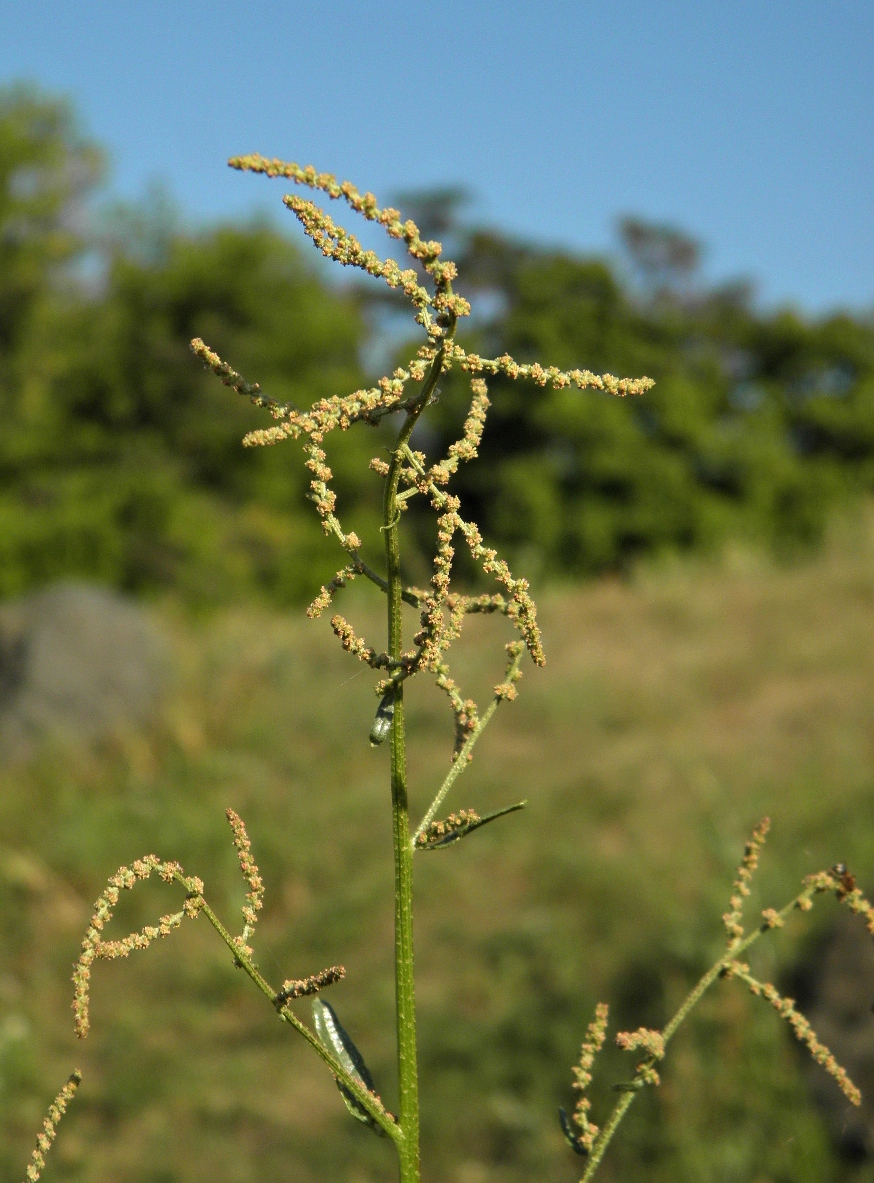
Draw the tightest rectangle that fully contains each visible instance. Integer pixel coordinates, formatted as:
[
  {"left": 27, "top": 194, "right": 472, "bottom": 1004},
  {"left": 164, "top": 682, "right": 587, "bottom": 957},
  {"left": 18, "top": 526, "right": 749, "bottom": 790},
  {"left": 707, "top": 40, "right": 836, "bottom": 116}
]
[{"left": 384, "top": 350, "right": 442, "bottom": 1182}]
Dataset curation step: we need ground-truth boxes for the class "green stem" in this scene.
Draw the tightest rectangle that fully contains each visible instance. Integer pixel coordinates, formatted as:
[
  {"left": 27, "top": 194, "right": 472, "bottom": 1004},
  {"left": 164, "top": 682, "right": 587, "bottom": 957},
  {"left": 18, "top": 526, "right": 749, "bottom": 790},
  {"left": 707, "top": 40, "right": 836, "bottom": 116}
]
[
  {"left": 579, "top": 881, "right": 821, "bottom": 1182},
  {"left": 171, "top": 878, "right": 401, "bottom": 1143},
  {"left": 382, "top": 341, "right": 446, "bottom": 1182},
  {"left": 412, "top": 647, "right": 525, "bottom": 845},
  {"left": 322, "top": 517, "right": 422, "bottom": 607}
]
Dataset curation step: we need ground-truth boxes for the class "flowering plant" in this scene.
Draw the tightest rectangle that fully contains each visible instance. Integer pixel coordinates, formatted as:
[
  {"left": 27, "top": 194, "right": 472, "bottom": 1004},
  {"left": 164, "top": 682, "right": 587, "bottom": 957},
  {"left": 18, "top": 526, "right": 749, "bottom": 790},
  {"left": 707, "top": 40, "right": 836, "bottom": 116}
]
[{"left": 24, "top": 158, "right": 871, "bottom": 1183}]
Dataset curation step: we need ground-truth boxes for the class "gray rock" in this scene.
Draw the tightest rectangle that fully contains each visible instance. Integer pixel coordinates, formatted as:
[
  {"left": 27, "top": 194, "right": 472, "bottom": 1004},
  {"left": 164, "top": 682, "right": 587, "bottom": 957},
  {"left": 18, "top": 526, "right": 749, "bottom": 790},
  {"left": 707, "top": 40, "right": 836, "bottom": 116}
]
[{"left": 0, "top": 582, "right": 170, "bottom": 759}]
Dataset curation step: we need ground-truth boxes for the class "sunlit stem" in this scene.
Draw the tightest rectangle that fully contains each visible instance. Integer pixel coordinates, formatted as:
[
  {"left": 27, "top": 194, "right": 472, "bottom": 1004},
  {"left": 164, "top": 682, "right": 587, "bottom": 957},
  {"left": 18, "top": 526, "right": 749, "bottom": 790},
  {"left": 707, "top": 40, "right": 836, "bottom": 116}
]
[
  {"left": 383, "top": 335, "right": 448, "bottom": 1182},
  {"left": 412, "top": 647, "right": 525, "bottom": 845},
  {"left": 579, "top": 881, "right": 822, "bottom": 1182},
  {"left": 171, "top": 874, "right": 401, "bottom": 1144}
]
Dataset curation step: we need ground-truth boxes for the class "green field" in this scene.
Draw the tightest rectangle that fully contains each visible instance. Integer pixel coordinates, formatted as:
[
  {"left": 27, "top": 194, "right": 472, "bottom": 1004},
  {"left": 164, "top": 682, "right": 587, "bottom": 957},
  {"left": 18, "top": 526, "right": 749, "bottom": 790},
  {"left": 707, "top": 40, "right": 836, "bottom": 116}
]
[{"left": 3, "top": 515, "right": 874, "bottom": 1183}]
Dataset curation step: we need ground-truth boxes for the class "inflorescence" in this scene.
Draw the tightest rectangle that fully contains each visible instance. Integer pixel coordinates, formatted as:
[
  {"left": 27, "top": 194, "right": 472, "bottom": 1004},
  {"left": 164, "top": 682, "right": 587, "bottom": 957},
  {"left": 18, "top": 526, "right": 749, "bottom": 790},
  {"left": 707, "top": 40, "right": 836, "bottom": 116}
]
[
  {"left": 226, "top": 806, "right": 265, "bottom": 958},
  {"left": 26, "top": 156, "right": 870, "bottom": 1183},
  {"left": 191, "top": 155, "right": 654, "bottom": 756},
  {"left": 24, "top": 1071, "right": 82, "bottom": 1183},
  {"left": 72, "top": 855, "right": 203, "bottom": 1040},
  {"left": 562, "top": 1002, "right": 610, "bottom": 1155},
  {"left": 561, "top": 821, "right": 869, "bottom": 1178},
  {"left": 723, "top": 816, "right": 771, "bottom": 946}
]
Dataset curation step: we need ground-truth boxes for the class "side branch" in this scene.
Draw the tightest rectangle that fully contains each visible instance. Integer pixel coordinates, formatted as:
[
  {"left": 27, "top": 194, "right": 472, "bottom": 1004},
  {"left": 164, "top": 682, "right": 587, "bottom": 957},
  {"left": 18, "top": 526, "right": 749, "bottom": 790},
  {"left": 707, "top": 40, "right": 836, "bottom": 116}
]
[
  {"left": 71, "top": 854, "right": 400, "bottom": 1144},
  {"left": 578, "top": 868, "right": 867, "bottom": 1182},
  {"left": 412, "top": 644, "right": 525, "bottom": 845},
  {"left": 190, "top": 886, "right": 401, "bottom": 1143},
  {"left": 24, "top": 1071, "right": 82, "bottom": 1183},
  {"left": 227, "top": 154, "right": 461, "bottom": 293},
  {"left": 443, "top": 342, "right": 655, "bottom": 397}
]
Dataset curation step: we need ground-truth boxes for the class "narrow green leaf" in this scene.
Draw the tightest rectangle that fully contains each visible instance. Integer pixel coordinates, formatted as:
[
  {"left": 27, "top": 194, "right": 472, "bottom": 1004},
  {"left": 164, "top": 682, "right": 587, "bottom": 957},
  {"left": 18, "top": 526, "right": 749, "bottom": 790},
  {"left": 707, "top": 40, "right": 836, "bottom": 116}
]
[
  {"left": 559, "top": 1107, "right": 589, "bottom": 1157},
  {"left": 415, "top": 801, "right": 527, "bottom": 850}
]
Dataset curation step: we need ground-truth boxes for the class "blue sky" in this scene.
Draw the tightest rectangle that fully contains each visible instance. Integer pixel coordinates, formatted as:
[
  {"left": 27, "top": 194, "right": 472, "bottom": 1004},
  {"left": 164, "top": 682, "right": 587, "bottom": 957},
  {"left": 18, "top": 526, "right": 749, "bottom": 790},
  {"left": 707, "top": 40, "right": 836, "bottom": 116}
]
[{"left": 2, "top": 0, "right": 871, "bottom": 313}]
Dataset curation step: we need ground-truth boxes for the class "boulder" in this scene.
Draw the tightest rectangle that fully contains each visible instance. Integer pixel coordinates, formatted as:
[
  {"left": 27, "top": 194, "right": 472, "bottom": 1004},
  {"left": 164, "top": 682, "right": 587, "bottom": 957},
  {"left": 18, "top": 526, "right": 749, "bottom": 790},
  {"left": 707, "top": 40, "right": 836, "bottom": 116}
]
[{"left": 0, "top": 582, "right": 169, "bottom": 760}]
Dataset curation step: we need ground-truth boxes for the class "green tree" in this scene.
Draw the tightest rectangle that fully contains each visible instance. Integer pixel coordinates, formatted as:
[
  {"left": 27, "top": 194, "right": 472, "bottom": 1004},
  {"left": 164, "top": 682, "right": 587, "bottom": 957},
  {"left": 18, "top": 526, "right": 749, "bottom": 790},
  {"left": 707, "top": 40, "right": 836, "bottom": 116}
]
[
  {"left": 0, "top": 87, "right": 377, "bottom": 603},
  {"left": 388, "top": 210, "right": 874, "bottom": 579}
]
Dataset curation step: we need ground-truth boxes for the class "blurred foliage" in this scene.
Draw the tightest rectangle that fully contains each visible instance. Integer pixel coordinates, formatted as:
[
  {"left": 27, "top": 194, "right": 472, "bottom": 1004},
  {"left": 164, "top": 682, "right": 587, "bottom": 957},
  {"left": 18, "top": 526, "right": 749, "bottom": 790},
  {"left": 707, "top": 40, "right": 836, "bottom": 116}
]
[
  {"left": 0, "top": 86, "right": 381, "bottom": 606},
  {"left": 411, "top": 215, "right": 874, "bottom": 582},
  {"left": 4, "top": 521, "right": 874, "bottom": 1181},
  {"left": 2, "top": 86, "right": 874, "bottom": 603}
]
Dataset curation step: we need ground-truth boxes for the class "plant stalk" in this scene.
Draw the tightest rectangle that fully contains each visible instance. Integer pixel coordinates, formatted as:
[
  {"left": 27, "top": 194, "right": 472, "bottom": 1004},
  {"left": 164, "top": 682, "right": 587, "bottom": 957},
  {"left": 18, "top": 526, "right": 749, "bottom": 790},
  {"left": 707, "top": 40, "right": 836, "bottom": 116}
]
[
  {"left": 383, "top": 345, "right": 445, "bottom": 1182},
  {"left": 580, "top": 881, "right": 822, "bottom": 1181},
  {"left": 172, "top": 879, "right": 401, "bottom": 1142}
]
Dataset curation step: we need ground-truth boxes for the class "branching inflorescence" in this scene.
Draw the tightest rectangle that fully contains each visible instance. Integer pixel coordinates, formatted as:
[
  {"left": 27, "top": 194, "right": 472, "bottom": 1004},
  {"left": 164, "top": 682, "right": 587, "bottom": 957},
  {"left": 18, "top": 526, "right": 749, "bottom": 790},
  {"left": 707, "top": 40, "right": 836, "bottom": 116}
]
[
  {"left": 61, "top": 808, "right": 400, "bottom": 1164},
  {"left": 191, "top": 154, "right": 650, "bottom": 786},
  {"left": 28, "top": 155, "right": 863, "bottom": 1183},
  {"left": 32, "top": 156, "right": 654, "bottom": 1183},
  {"left": 560, "top": 821, "right": 870, "bottom": 1182}
]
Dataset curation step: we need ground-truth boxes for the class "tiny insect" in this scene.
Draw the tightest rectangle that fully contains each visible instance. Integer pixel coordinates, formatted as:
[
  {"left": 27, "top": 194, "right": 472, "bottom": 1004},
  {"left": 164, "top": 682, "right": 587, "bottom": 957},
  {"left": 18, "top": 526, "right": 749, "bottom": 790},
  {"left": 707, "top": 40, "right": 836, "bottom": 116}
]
[
  {"left": 831, "top": 863, "right": 856, "bottom": 895},
  {"left": 369, "top": 688, "right": 395, "bottom": 746}
]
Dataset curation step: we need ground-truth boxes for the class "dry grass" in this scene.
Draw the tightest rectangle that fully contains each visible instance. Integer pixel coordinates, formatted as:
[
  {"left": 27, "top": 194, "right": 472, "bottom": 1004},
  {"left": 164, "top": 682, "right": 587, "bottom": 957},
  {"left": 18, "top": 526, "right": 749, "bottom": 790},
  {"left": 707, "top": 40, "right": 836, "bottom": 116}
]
[{"left": 3, "top": 513, "right": 874, "bottom": 1182}]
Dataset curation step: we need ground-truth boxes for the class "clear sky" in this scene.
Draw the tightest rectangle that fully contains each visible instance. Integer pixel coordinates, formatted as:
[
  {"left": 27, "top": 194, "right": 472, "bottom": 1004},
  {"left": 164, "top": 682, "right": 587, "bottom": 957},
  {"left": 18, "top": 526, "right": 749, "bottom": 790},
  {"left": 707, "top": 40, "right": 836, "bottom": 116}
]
[{"left": 1, "top": 0, "right": 871, "bottom": 314}]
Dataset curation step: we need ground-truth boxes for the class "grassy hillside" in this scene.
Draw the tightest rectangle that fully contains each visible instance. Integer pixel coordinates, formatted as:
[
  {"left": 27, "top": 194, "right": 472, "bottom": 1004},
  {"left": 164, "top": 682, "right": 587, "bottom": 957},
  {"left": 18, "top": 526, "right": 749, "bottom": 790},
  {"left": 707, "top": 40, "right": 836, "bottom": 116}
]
[{"left": 3, "top": 515, "right": 874, "bottom": 1183}]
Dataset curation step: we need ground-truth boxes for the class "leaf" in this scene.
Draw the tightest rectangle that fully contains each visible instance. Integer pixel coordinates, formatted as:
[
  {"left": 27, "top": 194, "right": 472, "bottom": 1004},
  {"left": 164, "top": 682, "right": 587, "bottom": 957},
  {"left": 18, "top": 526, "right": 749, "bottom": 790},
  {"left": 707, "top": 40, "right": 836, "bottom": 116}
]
[
  {"left": 558, "top": 1107, "right": 589, "bottom": 1157},
  {"left": 312, "top": 998, "right": 387, "bottom": 1136},
  {"left": 415, "top": 801, "right": 526, "bottom": 850}
]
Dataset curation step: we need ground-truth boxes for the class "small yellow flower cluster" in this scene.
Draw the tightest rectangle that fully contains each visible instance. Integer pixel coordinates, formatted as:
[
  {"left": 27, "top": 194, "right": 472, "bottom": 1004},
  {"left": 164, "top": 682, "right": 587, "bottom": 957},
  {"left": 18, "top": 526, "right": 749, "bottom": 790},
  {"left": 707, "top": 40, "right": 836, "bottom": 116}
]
[
  {"left": 434, "top": 659, "right": 480, "bottom": 757},
  {"left": 274, "top": 965, "right": 346, "bottom": 1005},
  {"left": 426, "top": 378, "right": 490, "bottom": 487},
  {"left": 226, "top": 808, "right": 264, "bottom": 956},
  {"left": 760, "top": 907, "right": 784, "bottom": 929},
  {"left": 723, "top": 816, "right": 771, "bottom": 945},
  {"left": 306, "top": 563, "right": 359, "bottom": 620},
  {"left": 443, "top": 342, "right": 655, "bottom": 397},
  {"left": 725, "top": 961, "right": 861, "bottom": 1106},
  {"left": 414, "top": 810, "right": 481, "bottom": 849},
  {"left": 399, "top": 445, "right": 544, "bottom": 668},
  {"left": 194, "top": 158, "right": 652, "bottom": 760},
  {"left": 24, "top": 1070, "right": 82, "bottom": 1183},
  {"left": 615, "top": 1026, "right": 666, "bottom": 1086},
  {"left": 330, "top": 614, "right": 394, "bottom": 672},
  {"left": 228, "top": 154, "right": 465, "bottom": 329},
  {"left": 570, "top": 1002, "right": 610, "bottom": 1153},
  {"left": 72, "top": 856, "right": 204, "bottom": 1039},
  {"left": 284, "top": 194, "right": 433, "bottom": 317}
]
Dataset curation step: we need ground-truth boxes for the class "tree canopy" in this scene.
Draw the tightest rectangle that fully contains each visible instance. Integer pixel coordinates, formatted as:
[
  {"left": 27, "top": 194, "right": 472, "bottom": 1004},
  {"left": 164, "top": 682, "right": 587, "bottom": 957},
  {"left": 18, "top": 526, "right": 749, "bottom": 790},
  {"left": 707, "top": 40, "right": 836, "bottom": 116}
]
[{"left": 1, "top": 86, "right": 873, "bottom": 603}]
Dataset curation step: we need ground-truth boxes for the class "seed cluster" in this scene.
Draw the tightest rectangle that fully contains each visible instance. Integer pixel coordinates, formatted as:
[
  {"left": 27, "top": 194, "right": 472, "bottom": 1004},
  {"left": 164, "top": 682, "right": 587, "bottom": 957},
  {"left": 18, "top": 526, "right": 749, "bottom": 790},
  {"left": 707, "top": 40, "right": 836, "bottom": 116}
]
[
  {"left": 275, "top": 965, "right": 346, "bottom": 1004},
  {"left": 723, "top": 816, "right": 771, "bottom": 945},
  {"left": 25, "top": 1070, "right": 82, "bottom": 1183},
  {"left": 226, "top": 808, "right": 265, "bottom": 957},
  {"left": 193, "top": 157, "right": 653, "bottom": 754},
  {"left": 72, "top": 856, "right": 204, "bottom": 1038},
  {"left": 414, "top": 810, "right": 482, "bottom": 849},
  {"left": 443, "top": 341, "right": 654, "bottom": 397},
  {"left": 615, "top": 1026, "right": 666, "bottom": 1086},
  {"left": 570, "top": 1002, "right": 610, "bottom": 1153},
  {"left": 725, "top": 961, "right": 861, "bottom": 1105}
]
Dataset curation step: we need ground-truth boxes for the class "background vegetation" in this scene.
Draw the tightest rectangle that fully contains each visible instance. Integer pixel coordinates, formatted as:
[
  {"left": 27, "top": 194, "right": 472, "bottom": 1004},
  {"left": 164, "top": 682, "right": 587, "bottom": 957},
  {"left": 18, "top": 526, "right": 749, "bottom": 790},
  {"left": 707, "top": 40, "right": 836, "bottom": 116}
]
[
  {"left": 4, "top": 523, "right": 874, "bottom": 1182},
  {"left": 2, "top": 85, "right": 874, "bottom": 1182},
  {"left": 2, "top": 85, "right": 874, "bottom": 606}
]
